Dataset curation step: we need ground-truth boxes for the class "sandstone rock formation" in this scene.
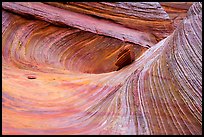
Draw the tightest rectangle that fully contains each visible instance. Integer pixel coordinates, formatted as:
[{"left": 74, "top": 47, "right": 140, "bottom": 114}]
[{"left": 2, "top": 2, "right": 202, "bottom": 135}]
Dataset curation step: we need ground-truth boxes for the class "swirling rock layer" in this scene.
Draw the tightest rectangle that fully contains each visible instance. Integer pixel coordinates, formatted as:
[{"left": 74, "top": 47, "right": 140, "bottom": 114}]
[
  {"left": 2, "top": 10, "right": 146, "bottom": 74},
  {"left": 45, "top": 2, "right": 173, "bottom": 41},
  {"left": 2, "top": 2, "right": 160, "bottom": 48},
  {"left": 160, "top": 2, "right": 193, "bottom": 29},
  {"left": 2, "top": 2, "right": 202, "bottom": 135}
]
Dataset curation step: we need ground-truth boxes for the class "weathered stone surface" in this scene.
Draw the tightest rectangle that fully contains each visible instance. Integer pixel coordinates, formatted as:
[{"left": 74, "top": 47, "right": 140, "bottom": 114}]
[
  {"left": 2, "top": 2, "right": 202, "bottom": 135},
  {"left": 160, "top": 2, "right": 193, "bottom": 29},
  {"left": 2, "top": 10, "right": 147, "bottom": 74},
  {"left": 45, "top": 2, "right": 174, "bottom": 41},
  {"left": 2, "top": 2, "right": 164, "bottom": 48}
]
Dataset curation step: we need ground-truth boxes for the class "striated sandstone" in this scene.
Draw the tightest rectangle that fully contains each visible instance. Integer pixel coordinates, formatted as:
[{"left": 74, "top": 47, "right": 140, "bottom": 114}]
[{"left": 2, "top": 2, "right": 202, "bottom": 135}]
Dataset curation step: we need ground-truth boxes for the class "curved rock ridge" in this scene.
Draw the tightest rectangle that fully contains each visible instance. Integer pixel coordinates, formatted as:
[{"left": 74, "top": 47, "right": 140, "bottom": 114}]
[
  {"left": 2, "top": 10, "right": 147, "bottom": 74},
  {"left": 2, "top": 2, "right": 202, "bottom": 135},
  {"left": 45, "top": 2, "right": 173, "bottom": 41},
  {"left": 2, "top": 2, "right": 172, "bottom": 47},
  {"left": 160, "top": 2, "right": 193, "bottom": 29}
]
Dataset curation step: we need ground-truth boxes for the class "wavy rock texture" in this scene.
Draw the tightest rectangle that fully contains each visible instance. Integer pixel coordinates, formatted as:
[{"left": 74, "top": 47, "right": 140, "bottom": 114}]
[
  {"left": 2, "top": 2, "right": 202, "bottom": 135},
  {"left": 2, "top": 10, "right": 146, "bottom": 74},
  {"left": 45, "top": 2, "right": 173, "bottom": 42},
  {"left": 160, "top": 2, "right": 193, "bottom": 29},
  {"left": 2, "top": 2, "right": 173, "bottom": 47}
]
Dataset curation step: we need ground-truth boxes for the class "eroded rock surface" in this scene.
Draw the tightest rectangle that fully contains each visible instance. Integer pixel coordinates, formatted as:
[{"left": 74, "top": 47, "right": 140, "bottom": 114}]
[{"left": 2, "top": 2, "right": 202, "bottom": 135}]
